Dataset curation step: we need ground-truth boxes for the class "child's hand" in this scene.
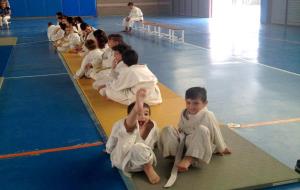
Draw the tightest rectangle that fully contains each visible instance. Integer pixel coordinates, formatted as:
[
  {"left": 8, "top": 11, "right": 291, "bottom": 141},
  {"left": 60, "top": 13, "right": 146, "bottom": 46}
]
[{"left": 112, "top": 58, "right": 118, "bottom": 69}]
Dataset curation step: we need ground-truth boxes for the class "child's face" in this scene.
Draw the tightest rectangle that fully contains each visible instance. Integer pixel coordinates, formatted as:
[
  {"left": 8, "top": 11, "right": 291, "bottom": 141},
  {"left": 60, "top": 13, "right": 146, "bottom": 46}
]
[
  {"left": 185, "top": 98, "right": 207, "bottom": 115},
  {"left": 62, "top": 19, "right": 67, "bottom": 24},
  {"left": 108, "top": 39, "right": 119, "bottom": 48},
  {"left": 114, "top": 51, "right": 122, "bottom": 63},
  {"left": 137, "top": 107, "right": 150, "bottom": 126}
]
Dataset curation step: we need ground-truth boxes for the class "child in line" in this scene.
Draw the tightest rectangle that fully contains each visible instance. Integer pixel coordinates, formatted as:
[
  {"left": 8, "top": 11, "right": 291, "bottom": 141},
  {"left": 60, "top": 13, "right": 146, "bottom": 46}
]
[
  {"left": 51, "top": 22, "right": 66, "bottom": 43},
  {"left": 56, "top": 25, "right": 81, "bottom": 52},
  {"left": 159, "top": 87, "right": 231, "bottom": 172},
  {"left": 98, "top": 49, "right": 162, "bottom": 106},
  {"left": 106, "top": 88, "right": 160, "bottom": 184},
  {"left": 93, "top": 43, "right": 130, "bottom": 90},
  {"left": 0, "top": 1, "right": 11, "bottom": 29},
  {"left": 74, "top": 39, "right": 104, "bottom": 79},
  {"left": 47, "top": 22, "right": 59, "bottom": 41},
  {"left": 102, "top": 33, "right": 124, "bottom": 68}
]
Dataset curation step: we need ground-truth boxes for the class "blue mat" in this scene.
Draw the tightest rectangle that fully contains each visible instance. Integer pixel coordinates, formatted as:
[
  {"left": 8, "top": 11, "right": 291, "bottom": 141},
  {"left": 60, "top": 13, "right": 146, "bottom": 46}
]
[
  {"left": 0, "top": 146, "right": 126, "bottom": 190},
  {"left": 0, "top": 46, "right": 13, "bottom": 76},
  {"left": 4, "top": 42, "right": 66, "bottom": 77},
  {"left": 0, "top": 75, "right": 101, "bottom": 155}
]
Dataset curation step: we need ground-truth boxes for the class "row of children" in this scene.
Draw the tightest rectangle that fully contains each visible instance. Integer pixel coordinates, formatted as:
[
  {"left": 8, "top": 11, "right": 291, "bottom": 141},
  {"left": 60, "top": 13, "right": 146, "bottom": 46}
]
[
  {"left": 47, "top": 12, "right": 231, "bottom": 185},
  {"left": 0, "top": 0, "right": 10, "bottom": 29}
]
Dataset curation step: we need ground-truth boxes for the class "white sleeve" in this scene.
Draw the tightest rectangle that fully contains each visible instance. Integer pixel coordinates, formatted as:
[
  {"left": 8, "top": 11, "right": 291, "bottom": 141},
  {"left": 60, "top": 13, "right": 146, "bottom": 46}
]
[
  {"left": 209, "top": 112, "right": 227, "bottom": 152},
  {"left": 106, "top": 122, "right": 120, "bottom": 154},
  {"left": 106, "top": 69, "right": 138, "bottom": 91}
]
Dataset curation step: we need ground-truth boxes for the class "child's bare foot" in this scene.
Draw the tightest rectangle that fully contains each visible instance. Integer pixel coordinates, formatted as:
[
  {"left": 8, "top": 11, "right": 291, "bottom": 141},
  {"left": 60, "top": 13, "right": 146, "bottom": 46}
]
[
  {"left": 135, "top": 88, "right": 147, "bottom": 113},
  {"left": 177, "top": 156, "right": 193, "bottom": 172},
  {"left": 215, "top": 148, "right": 231, "bottom": 156},
  {"left": 144, "top": 163, "right": 160, "bottom": 184}
]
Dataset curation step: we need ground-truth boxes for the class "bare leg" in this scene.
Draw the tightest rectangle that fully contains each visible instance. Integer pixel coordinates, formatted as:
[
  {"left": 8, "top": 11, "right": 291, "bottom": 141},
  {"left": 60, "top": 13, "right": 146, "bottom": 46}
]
[
  {"left": 177, "top": 156, "right": 194, "bottom": 172},
  {"left": 144, "top": 162, "right": 160, "bottom": 184}
]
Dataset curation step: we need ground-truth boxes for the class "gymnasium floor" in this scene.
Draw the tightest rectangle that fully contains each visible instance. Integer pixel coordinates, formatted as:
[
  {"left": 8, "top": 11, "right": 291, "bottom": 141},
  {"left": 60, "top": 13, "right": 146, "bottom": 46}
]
[{"left": 0, "top": 16, "right": 300, "bottom": 189}]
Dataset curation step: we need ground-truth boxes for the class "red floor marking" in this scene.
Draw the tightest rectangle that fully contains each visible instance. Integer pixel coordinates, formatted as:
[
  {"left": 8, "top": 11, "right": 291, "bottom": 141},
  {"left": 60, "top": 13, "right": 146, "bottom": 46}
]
[
  {"left": 0, "top": 141, "right": 103, "bottom": 159},
  {"left": 241, "top": 118, "right": 300, "bottom": 128}
]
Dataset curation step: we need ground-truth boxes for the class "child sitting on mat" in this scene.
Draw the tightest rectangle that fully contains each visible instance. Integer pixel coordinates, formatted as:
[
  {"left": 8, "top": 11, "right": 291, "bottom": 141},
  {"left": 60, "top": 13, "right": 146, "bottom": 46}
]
[
  {"left": 74, "top": 39, "right": 104, "bottom": 79},
  {"left": 159, "top": 87, "right": 231, "bottom": 172},
  {"left": 106, "top": 88, "right": 160, "bottom": 184},
  {"left": 97, "top": 49, "right": 162, "bottom": 106},
  {"left": 92, "top": 43, "right": 130, "bottom": 90}
]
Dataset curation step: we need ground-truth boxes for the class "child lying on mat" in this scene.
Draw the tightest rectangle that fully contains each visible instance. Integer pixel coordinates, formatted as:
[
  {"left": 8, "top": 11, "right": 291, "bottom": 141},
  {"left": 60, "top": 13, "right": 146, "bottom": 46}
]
[
  {"left": 97, "top": 49, "right": 162, "bottom": 105},
  {"left": 74, "top": 39, "right": 104, "bottom": 79},
  {"left": 92, "top": 43, "right": 130, "bottom": 90},
  {"left": 159, "top": 87, "right": 231, "bottom": 172},
  {"left": 106, "top": 89, "right": 160, "bottom": 184}
]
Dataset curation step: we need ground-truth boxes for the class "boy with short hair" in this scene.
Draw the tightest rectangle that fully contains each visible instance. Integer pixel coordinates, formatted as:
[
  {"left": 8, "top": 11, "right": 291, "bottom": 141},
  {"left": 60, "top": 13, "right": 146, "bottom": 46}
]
[
  {"left": 106, "top": 88, "right": 160, "bottom": 184},
  {"left": 122, "top": 2, "right": 143, "bottom": 32},
  {"left": 92, "top": 43, "right": 130, "bottom": 90},
  {"left": 159, "top": 87, "right": 231, "bottom": 173},
  {"left": 98, "top": 49, "right": 162, "bottom": 106},
  {"left": 74, "top": 39, "right": 104, "bottom": 79},
  {"left": 102, "top": 33, "right": 124, "bottom": 68}
]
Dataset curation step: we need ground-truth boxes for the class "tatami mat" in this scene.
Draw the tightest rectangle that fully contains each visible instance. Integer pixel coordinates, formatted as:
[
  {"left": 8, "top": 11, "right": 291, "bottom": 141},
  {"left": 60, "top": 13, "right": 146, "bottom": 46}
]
[
  {"left": 0, "top": 37, "right": 17, "bottom": 46},
  {"left": 61, "top": 52, "right": 185, "bottom": 135},
  {"left": 60, "top": 52, "right": 300, "bottom": 190},
  {"left": 133, "top": 126, "right": 300, "bottom": 190}
]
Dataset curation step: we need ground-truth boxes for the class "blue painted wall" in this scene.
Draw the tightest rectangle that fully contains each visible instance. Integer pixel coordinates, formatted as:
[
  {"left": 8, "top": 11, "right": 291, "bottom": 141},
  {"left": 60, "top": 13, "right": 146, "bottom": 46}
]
[
  {"left": 261, "top": 0, "right": 271, "bottom": 24},
  {"left": 10, "top": 0, "right": 96, "bottom": 17}
]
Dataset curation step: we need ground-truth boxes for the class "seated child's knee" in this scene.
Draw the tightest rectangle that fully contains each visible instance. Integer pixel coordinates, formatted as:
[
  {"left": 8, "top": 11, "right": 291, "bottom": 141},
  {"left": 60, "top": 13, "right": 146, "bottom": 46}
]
[
  {"left": 131, "top": 143, "right": 154, "bottom": 161},
  {"left": 195, "top": 125, "right": 210, "bottom": 135}
]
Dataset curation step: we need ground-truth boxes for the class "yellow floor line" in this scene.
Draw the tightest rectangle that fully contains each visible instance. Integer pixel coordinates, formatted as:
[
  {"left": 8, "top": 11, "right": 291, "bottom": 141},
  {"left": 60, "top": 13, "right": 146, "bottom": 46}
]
[
  {"left": 0, "top": 37, "right": 17, "bottom": 46},
  {"left": 241, "top": 118, "right": 300, "bottom": 128},
  {"left": 0, "top": 77, "right": 3, "bottom": 89}
]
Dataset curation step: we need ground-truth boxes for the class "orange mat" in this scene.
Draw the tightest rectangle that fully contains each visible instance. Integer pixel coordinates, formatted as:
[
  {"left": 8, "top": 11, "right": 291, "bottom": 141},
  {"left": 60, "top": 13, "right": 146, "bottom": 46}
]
[{"left": 60, "top": 52, "right": 185, "bottom": 135}]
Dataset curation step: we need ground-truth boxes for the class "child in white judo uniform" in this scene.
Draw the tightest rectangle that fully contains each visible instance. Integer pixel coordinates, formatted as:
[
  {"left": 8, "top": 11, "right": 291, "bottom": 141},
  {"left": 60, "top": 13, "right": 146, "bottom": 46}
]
[
  {"left": 0, "top": 1, "right": 11, "bottom": 29},
  {"left": 98, "top": 49, "right": 162, "bottom": 106},
  {"left": 92, "top": 43, "right": 130, "bottom": 90},
  {"left": 74, "top": 39, "right": 104, "bottom": 79},
  {"left": 122, "top": 2, "right": 143, "bottom": 32},
  {"left": 102, "top": 33, "right": 124, "bottom": 68},
  {"left": 51, "top": 23, "right": 66, "bottom": 43},
  {"left": 56, "top": 26, "right": 81, "bottom": 52},
  {"left": 159, "top": 87, "right": 231, "bottom": 172},
  {"left": 106, "top": 88, "right": 160, "bottom": 184}
]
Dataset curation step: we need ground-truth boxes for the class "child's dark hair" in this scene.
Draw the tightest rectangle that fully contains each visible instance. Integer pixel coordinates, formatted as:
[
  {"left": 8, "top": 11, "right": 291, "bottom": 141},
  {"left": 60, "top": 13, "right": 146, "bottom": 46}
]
[
  {"left": 56, "top": 12, "right": 63, "bottom": 16},
  {"left": 123, "top": 49, "right": 138, "bottom": 66},
  {"left": 108, "top": 33, "right": 124, "bottom": 44},
  {"left": 127, "top": 102, "right": 151, "bottom": 115},
  {"left": 66, "top": 16, "right": 75, "bottom": 26},
  {"left": 48, "top": 22, "right": 53, "bottom": 27},
  {"left": 85, "top": 40, "right": 97, "bottom": 51},
  {"left": 185, "top": 87, "right": 207, "bottom": 102},
  {"left": 93, "top": 29, "right": 108, "bottom": 49},
  {"left": 59, "top": 23, "right": 67, "bottom": 31},
  {"left": 74, "top": 16, "right": 84, "bottom": 24},
  {"left": 80, "top": 22, "right": 88, "bottom": 31},
  {"left": 128, "top": 2, "right": 134, "bottom": 6},
  {"left": 112, "top": 43, "right": 131, "bottom": 55}
]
